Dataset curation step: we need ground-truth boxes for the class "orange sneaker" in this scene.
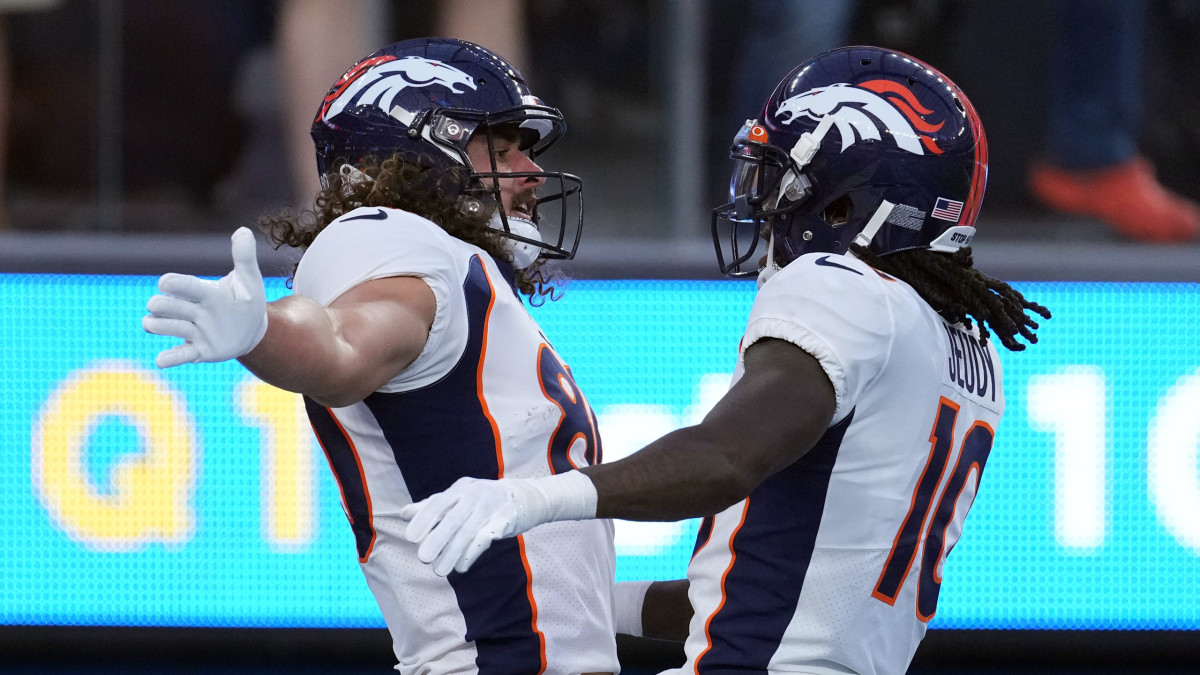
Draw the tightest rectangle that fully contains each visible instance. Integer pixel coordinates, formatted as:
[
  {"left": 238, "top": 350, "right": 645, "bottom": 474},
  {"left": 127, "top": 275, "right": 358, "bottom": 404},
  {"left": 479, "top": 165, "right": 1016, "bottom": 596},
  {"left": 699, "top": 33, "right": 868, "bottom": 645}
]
[{"left": 1028, "top": 156, "right": 1200, "bottom": 242}]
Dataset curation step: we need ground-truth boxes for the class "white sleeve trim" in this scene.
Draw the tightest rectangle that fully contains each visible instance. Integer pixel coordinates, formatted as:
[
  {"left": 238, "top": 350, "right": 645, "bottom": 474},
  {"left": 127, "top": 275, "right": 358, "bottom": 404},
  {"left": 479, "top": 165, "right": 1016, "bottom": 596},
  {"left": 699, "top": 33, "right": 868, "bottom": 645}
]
[
  {"left": 742, "top": 317, "right": 853, "bottom": 424},
  {"left": 291, "top": 211, "right": 467, "bottom": 393}
]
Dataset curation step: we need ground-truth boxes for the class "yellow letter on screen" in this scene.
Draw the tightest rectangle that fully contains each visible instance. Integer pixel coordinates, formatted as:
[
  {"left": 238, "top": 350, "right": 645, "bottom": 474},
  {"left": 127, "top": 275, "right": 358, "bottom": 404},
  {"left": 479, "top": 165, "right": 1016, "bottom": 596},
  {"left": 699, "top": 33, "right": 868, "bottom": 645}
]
[
  {"left": 237, "top": 377, "right": 315, "bottom": 550},
  {"left": 32, "top": 363, "right": 195, "bottom": 550}
]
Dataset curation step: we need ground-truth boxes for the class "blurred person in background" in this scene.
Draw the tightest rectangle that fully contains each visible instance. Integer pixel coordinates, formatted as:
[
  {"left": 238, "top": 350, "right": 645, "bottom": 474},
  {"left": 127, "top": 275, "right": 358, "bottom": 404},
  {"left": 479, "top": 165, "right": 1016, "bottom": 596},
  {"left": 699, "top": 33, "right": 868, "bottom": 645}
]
[
  {"left": 724, "top": 0, "right": 1200, "bottom": 244},
  {"left": 274, "top": 0, "right": 389, "bottom": 209},
  {"left": 729, "top": 0, "right": 856, "bottom": 145},
  {"left": 143, "top": 37, "right": 617, "bottom": 674},
  {"left": 0, "top": 0, "right": 529, "bottom": 231},
  {"left": 1027, "top": 0, "right": 1200, "bottom": 242},
  {"left": 402, "top": 46, "right": 1052, "bottom": 675},
  {"left": 275, "top": 0, "right": 529, "bottom": 206},
  {"left": 4, "top": 1, "right": 272, "bottom": 230}
]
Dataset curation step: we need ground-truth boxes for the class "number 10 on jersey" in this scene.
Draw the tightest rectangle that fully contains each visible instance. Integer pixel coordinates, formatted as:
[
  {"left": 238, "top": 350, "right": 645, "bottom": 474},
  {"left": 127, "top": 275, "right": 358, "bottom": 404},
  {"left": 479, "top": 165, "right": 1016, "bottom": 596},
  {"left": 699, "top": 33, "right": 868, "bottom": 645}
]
[{"left": 872, "top": 397, "right": 995, "bottom": 621}]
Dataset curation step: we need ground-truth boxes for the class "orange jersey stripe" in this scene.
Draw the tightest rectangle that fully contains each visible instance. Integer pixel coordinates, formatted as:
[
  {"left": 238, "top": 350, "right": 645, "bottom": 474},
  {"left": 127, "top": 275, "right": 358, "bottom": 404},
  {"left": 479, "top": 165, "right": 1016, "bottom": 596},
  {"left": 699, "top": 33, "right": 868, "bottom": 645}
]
[
  {"left": 473, "top": 256, "right": 505, "bottom": 477},
  {"left": 517, "top": 534, "right": 549, "bottom": 673},
  {"left": 325, "top": 408, "right": 377, "bottom": 562},
  {"left": 695, "top": 498, "right": 751, "bottom": 673}
]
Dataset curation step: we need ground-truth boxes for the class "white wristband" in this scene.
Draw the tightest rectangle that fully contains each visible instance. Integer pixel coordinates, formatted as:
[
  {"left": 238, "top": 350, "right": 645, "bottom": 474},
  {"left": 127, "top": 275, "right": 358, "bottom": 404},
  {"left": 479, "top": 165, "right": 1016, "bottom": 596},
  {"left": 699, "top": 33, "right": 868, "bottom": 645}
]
[
  {"left": 528, "top": 469, "right": 598, "bottom": 522},
  {"left": 614, "top": 580, "right": 653, "bottom": 636}
]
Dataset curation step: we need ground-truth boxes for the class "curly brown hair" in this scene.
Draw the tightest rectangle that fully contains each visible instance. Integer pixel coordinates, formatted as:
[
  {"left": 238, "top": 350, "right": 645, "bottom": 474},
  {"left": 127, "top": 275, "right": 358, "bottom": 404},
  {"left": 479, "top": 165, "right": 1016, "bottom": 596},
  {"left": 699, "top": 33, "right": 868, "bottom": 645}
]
[
  {"left": 851, "top": 244, "right": 1052, "bottom": 352},
  {"left": 258, "top": 152, "right": 562, "bottom": 301}
]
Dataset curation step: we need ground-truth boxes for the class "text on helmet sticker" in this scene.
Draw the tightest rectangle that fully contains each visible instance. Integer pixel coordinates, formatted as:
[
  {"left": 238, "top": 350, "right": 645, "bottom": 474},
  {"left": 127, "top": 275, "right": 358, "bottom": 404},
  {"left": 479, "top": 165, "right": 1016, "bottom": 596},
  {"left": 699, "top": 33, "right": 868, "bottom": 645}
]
[{"left": 885, "top": 203, "right": 928, "bottom": 231}]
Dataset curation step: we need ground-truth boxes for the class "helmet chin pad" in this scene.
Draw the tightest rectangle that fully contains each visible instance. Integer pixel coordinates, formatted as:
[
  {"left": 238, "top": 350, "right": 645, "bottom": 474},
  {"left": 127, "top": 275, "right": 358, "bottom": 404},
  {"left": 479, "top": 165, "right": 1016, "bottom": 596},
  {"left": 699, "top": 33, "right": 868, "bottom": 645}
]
[{"left": 488, "top": 210, "right": 542, "bottom": 269}]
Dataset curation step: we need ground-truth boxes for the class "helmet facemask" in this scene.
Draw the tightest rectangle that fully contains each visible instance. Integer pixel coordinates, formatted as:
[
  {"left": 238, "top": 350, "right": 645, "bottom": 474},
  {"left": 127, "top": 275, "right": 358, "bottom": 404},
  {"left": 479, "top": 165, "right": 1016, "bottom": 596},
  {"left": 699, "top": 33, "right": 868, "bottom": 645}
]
[
  {"left": 431, "top": 109, "right": 583, "bottom": 268},
  {"left": 711, "top": 119, "right": 818, "bottom": 277}
]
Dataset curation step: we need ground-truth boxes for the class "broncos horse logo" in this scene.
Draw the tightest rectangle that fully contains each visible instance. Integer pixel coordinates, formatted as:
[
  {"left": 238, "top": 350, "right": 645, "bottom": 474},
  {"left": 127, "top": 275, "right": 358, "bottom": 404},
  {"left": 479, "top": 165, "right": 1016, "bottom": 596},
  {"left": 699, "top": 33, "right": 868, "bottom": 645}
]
[
  {"left": 319, "top": 55, "right": 478, "bottom": 122},
  {"left": 775, "top": 79, "right": 945, "bottom": 155}
]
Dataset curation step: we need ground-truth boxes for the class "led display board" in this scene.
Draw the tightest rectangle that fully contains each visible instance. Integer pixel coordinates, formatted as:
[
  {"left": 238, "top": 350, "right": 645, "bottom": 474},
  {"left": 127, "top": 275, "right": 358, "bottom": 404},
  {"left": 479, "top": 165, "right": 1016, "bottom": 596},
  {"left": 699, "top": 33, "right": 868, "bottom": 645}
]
[{"left": 3, "top": 275, "right": 1197, "bottom": 630}]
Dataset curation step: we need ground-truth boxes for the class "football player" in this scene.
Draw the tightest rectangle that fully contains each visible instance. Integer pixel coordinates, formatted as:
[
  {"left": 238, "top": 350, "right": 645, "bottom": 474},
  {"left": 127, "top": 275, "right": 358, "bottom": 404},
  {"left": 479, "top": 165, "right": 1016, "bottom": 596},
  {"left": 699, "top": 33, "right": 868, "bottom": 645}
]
[
  {"left": 401, "top": 46, "right": 1052, "bottom": 675},
  {"left": 143, "top": 38, "right": 616, "bottom": 674}
]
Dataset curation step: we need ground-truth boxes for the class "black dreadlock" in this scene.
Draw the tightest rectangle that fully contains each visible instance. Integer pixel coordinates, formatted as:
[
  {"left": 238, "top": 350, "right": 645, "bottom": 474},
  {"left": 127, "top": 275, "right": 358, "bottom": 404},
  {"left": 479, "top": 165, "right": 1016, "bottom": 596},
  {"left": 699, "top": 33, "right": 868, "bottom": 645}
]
[{"left": 850, "top": 244, "right": 1052, "bottom": 352}]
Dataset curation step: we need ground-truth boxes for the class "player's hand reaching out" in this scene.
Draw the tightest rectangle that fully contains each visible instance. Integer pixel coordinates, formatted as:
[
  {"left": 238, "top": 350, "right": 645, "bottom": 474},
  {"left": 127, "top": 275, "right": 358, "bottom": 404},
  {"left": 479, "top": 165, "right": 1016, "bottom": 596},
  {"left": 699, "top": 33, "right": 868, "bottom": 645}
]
[
  {"left": 143, "top": 227, "right": 268, "bottom": 368},
  {"left": 400, "top": 471, "right": 598, "bottom": 576}
]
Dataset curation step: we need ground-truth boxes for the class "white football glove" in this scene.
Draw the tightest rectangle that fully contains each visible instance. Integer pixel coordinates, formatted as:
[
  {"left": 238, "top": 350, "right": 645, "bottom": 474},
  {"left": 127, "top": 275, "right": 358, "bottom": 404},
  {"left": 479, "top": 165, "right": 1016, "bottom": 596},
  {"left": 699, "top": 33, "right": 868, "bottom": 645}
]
[
  {"left": 400, "top": 471, "right": 598, "bottom": 577},
  {"left": 142, "top": 227, "right": 268, "bottom": 368}
]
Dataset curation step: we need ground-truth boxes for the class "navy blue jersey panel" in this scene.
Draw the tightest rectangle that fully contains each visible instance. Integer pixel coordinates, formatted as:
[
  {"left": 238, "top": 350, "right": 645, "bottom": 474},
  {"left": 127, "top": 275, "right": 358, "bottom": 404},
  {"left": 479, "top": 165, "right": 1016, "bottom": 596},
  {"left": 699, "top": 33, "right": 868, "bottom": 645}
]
[{"left": 697, "top": 411, "right": 853, "bottom": 674}]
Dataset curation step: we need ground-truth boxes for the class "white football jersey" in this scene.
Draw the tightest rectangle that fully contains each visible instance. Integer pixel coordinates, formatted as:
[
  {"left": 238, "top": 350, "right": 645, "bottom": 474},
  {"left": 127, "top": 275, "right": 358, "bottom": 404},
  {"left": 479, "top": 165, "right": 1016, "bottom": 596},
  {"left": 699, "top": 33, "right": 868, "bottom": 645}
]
[
  {"left": 293, "top": 207, "right": 617, "bottom": 675},
  {"left": 667, "top": 252, "right": 1004, "bottom": 675}
]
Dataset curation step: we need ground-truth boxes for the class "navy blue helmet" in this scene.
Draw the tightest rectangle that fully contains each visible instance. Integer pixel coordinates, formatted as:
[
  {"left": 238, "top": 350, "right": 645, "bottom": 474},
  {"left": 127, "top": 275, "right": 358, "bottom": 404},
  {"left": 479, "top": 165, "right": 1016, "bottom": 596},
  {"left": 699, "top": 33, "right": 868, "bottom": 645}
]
[
  {"left": 311, "top": 37, "right": 583, "bottom": 261},
  {"left": 712, "top": 46, "right": 988, "bottom": 277}
]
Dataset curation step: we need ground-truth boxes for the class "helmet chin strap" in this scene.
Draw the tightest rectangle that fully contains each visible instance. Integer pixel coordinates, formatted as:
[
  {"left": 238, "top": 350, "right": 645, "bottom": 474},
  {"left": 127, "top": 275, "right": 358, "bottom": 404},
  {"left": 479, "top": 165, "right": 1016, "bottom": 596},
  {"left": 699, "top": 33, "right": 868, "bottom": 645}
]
[
  {"left": 756, "top": 116, "right": 837, "bottom": 288},
  {"left": 326, "top": 163, "right": 376, "bottom": 199},
  {"left": 488, "top": 211, "right": 542, "bottom": 269},
  {"left": 773, "top": 114, "right": 835, "bottom": 204},
  {"left": 758, "top": 198, "right": 895, "bottom": 286},
  {"left": 757, "top": 230, "right": 782, "bottom": 289},
  {"left": 790, "top": 114, "right": 836, "bottom": 169},
  {"left": 846, "top": 199, "right": 896, "bottom": 258}
]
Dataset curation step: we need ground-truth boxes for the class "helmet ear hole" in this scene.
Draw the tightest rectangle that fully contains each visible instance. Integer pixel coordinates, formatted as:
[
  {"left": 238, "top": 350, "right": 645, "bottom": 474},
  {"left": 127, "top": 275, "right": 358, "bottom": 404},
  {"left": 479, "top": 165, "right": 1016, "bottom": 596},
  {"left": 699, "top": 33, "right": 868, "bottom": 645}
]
[{"left": 822, "top": 195, "right": 853, "bottom": 226}]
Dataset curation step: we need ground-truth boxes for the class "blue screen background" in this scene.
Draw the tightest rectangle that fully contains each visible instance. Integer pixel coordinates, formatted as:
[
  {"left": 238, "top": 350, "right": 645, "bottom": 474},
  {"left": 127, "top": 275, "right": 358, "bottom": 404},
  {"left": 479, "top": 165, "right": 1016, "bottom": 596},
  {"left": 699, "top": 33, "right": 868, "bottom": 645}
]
[{"left": 2, "top": 275, "right": 1197, "bottom": 630}]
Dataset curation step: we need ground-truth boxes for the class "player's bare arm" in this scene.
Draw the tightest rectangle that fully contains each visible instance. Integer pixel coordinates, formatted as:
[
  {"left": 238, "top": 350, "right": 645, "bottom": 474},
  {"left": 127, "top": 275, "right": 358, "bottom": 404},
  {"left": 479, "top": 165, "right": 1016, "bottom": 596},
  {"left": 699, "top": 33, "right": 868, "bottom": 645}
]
[
  {"left": 581, "top": 337, "right": 836, "bottom": 521},
  {"left": 400, "top": 337, "right": 837, "bottom": 576},
  {"left": 240, "top": 275, "right": 435, "bottom": 408},
  {"left": 641, "top": 579, "right": 691, "bottom": 642},
  {"left": 145, "top": 228, "right": 436, "bottom": 409}
]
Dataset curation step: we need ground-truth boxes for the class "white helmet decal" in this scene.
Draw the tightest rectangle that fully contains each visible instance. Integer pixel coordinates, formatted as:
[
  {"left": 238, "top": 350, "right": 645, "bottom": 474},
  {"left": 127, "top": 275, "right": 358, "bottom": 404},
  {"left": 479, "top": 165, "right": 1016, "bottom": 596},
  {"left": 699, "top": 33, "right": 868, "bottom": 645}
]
[
  {"left": 775, "top": 81, "right": 945, "bottom": 156},
  {"left": 321, "top": 56, "right": 478, "bottom": 122}
]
